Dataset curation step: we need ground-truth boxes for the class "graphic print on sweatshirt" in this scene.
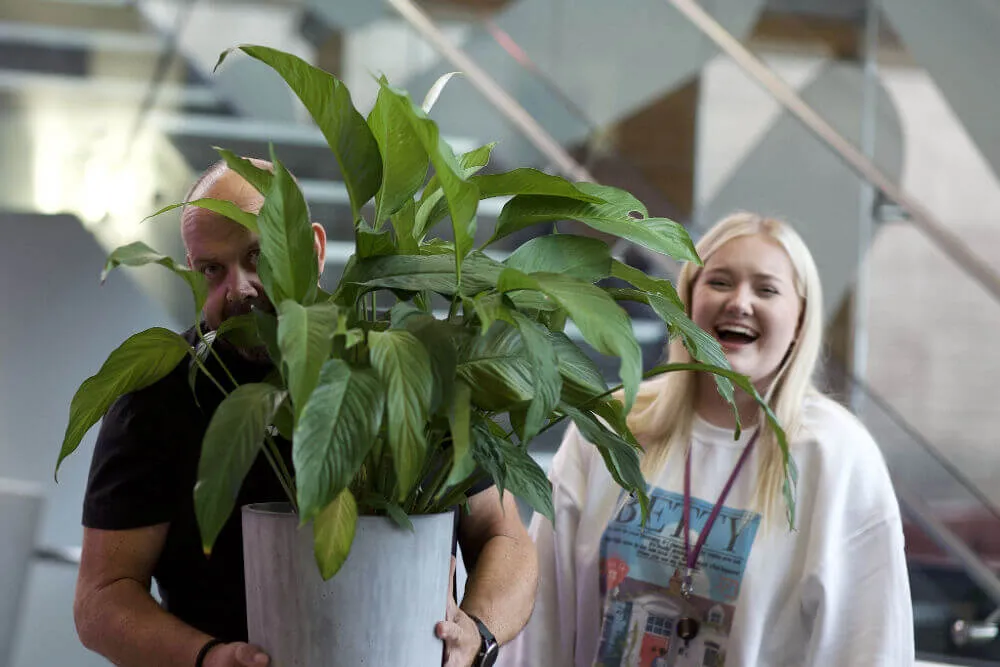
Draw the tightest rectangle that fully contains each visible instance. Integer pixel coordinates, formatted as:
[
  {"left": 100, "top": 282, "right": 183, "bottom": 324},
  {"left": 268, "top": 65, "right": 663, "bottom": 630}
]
[{"left": 595, "top": 487, "right": 761, "bottom": 667}]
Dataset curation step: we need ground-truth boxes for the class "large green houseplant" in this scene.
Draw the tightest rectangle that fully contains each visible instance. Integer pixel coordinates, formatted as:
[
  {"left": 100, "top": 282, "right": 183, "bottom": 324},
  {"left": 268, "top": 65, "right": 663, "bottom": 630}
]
[{"left": 56, "top": 45, "right": 794, "bottom": 583}]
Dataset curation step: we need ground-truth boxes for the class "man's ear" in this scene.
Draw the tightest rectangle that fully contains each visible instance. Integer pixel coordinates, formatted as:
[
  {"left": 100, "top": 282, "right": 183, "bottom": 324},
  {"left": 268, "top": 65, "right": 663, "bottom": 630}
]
[{"left": 312, "top": 222, "right": 327, "bottom": 274}]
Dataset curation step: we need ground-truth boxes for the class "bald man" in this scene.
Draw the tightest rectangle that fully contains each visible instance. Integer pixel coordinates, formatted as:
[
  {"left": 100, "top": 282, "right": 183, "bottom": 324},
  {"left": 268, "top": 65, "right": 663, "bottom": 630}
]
[{"left": 74, "top": 161, "right": 538, "bottom": 667}]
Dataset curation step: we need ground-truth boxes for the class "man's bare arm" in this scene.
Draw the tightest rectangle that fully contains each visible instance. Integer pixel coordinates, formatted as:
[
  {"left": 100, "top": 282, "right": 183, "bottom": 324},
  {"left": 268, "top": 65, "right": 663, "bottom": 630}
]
[
  {"left": 457, "top": 488, "right": 539, "bottom": 645},
  {"left": 74, "top": 526, "right": 267, "bottom": 667}
]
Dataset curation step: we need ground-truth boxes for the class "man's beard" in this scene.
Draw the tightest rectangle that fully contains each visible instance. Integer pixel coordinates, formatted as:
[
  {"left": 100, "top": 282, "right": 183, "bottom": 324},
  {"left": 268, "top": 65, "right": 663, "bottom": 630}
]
[{"left": 219, "top": 296, "right": 273, "bottom": 364}]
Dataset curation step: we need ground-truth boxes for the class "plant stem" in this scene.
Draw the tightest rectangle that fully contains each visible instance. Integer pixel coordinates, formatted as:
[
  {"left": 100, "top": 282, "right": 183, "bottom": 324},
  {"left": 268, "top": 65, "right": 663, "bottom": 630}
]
[
  {"left": 414, "top": 454, "right": 452, "bottom": 514},
  {"left": 447, "top": 294, "right": 460, "bottom": 323},
  {"left": 264, "top": 433, "right": 297, "bottom": 509},
  {"left": 186, "top": 348, "right": 228, "bottom": 397},
  {"left": 430, "top": 471, "right": 488, "bottom": 513},
  {"left": 260, "top": 443, "right": 297, "bottom": 512},
  {"left": 195, "top": 323, "right": 240, "bottom": 390}
]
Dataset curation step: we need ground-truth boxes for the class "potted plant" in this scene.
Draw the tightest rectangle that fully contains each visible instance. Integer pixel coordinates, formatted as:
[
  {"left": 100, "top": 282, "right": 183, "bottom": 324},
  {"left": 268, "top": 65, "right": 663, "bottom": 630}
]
[{"left": 56, "top": 45, "right": 792, "bottom": 666}]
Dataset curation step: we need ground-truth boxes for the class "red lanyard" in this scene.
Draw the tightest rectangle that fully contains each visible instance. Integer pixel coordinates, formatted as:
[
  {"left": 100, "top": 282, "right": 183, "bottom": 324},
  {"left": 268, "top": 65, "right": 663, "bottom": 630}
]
[{"left": 681, "top": 428, "right": 760, "bottom": 595}]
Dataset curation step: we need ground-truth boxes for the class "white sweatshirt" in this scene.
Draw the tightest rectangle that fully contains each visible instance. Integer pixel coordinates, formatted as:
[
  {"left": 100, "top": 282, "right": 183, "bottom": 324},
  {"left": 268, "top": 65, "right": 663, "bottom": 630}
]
[{"left": 502, "top": 393, "right": 914, "bottom": 667}]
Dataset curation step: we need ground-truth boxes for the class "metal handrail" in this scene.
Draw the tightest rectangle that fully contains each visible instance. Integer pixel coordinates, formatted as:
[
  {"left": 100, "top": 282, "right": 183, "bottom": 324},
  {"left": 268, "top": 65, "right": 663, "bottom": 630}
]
[{"left": 665, "top": 0, "right": 1000, "bottom": 305}]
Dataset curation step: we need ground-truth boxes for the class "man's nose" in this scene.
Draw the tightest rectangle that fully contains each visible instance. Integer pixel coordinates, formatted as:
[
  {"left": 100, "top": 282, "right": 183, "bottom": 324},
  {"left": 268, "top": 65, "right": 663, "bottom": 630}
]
[{"left": 227, "top": 267, "right": 259, "bottom": 301}]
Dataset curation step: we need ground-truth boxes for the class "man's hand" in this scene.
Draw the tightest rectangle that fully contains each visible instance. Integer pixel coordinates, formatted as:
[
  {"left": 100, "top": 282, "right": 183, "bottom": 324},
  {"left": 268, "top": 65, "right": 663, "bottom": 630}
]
[
  {"left": 435, "top": 557, "right": 481, "bottom": 667},
  {"left": 204, "top": 642, "right": 270, "bottom": 667}
]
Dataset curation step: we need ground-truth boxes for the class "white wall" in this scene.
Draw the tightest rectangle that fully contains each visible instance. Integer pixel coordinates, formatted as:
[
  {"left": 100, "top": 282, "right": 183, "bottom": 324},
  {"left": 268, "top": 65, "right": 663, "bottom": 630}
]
[{"left": 0, "top": 212, "right": 180, "bottom": 667}]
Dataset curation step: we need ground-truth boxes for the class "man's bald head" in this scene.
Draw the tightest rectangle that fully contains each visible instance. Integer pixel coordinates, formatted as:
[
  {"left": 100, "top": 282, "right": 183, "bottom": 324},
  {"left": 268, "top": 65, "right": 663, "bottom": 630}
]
[{"left": 181, "top": 158, "right": 272, "bottom": 243}]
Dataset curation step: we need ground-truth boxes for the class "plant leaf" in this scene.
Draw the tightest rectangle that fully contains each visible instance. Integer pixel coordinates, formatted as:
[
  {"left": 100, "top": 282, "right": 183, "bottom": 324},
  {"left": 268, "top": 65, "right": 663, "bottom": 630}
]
[
  {"left": 252, "top": 308, "right": 281, "bottom": 368},
  {"left": 417, "top": 142, "right": 496, "bottom": 233},
  {"left": 562, "top": 404, "right": 649, "bottom": 520},
  {"left": 470, "top": 417, "right": 553, "bottom": 522},
  {"left": 293, "top": 360, "right": 385, "bottom": 521},
  {"left": 213, "top": 147, "right": 274, "bottom": 195},
  {"left": 404, "top": 316, "right": 461, "bottom": 415},
  {"left": 493, "top": 183, "right": 699, "bottom": 263},
  {"left": 471, "top": 168, "right": 604, "bottom": 203},
  {"left": 219, "top": 45, "right": 381, "bottom": 221},
  {"left": 102, "top": 242, "right": 208, "bottom": 316},
  {"left": 348, "top": 252, "right": 503, "bottom": 297},
  {"left": 216, "top": 313, "right": 265, "bottom": 349},
  {"left": 645, "top": 362, "right": 797, "bottom": 529},
  {"left": 257, "top": 153, "right": 319, "bottom": 305},
  {"left": 547, "top": 331, "right": 608, "bottom": 405},
  {"left": 313, "top": 488, "right": 358, "bottom": 580},
  {"left": 357, "top": 222, "right": 397, "bottom": 259},
  {"left": 497, "top": 269, "right": 641, "bottom": 412},
  {"left": 194, "top": 383, "right": 285, "bottom": 553},
  {"left": 510, "top": 312, "right": 561, "bottom": 445},
  {"left": 57, "top": 327, "right": 191, "bottom": 477},
  {"left": 376, "top": 79, "right": 479, "bottom": 282},
  {"left": 369, "top": 330, "right": 434, "bottom": 500},
  {"left": 446, "top": 380, "right": 473, "bottom": 486},
  {"left": 466, "top": 293, "right": 517, "bottom": 335},
  {"left": 610, "top": 260, "right": 684, "bottom": 309},
  {"left": 143, "top": 198, "right": 259, "bottom": 235},
  {"left": 504, "top": 234, "right": 611, "bottom": 283},
  {"left": 358, "top": 492, "right": 414, "bottom": 531},
  {"left": 457, "top": 323, "right": 534, "bottom": 411},
  {"left": 368, "top": 82, "right": 429, "bottom": 224},
  {"left": 276, "top": 300, "right": 339, "bottom": 421},
  {"left": 390, "top": 199, "right": 419, "bottom": 254}
]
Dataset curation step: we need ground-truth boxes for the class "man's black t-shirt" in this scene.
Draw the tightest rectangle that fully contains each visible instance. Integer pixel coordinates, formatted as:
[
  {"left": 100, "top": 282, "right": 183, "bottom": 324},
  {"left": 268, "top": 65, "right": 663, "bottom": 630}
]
[
  {"left": 83, "top": 328, "right": 289, "bottom": 641},
  {"left": 82, "top": 326, "right": 493, "bottom": 642}
]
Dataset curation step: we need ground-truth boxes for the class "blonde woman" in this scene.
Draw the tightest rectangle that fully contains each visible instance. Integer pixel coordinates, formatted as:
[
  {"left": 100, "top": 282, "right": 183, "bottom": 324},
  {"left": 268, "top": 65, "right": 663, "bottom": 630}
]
[{"left": 503, "top": 213, "right": 913, "bottom": 666}]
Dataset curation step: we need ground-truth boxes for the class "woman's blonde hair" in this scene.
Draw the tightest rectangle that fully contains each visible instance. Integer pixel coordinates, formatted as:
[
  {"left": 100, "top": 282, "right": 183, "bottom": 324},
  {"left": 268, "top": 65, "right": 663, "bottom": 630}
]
[{"left": 627, "top": 211, "right": 824, "bottom": 525}]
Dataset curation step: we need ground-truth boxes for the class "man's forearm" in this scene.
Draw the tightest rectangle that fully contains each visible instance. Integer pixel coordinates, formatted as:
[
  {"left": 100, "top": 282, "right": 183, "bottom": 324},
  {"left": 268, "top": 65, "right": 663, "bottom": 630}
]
[
  {"left": 76, "top": 577, "right": 211, "bottom": 667},
  {"left": 460, "top": 533, "right": 538, "bottom": 645}
]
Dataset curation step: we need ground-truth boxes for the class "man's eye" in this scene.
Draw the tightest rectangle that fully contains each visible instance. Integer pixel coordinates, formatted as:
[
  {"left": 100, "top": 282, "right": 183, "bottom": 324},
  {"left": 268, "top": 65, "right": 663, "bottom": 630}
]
[
  {"left": 201, "top": 264, "right": 222, "bottom": 278},
  {"left": 248, "top": 249, "right": 261, "bottom": 267}
]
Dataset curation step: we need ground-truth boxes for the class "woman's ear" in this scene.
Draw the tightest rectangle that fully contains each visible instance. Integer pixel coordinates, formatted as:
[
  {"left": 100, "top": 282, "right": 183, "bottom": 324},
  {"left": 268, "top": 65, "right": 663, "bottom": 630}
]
[{"left": 312, "top": 222, "right": 327, "bottom": 274}]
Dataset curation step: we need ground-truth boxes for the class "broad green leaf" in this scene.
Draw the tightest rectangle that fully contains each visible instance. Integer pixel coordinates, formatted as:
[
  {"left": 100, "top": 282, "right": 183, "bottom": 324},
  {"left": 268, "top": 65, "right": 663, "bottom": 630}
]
[
  {"left": 357, "top": 222, "right": 396, "bottom": 259},
  {"left": 252, "top": 308, "right": 281, "bottom": 367},
  {"left": 404, "top": 316, "right": 461, "bottom": 415},
  {"left": 389, "top": 301, "right": 425, "bottom": 329},
  {"left": 348, "top": 252, "right": 503, "bottom": 297},
  {"left": 390, "top": 199, "right": 419, "bottom": 254},
  {"left": 457, "top": 323, "right": 534, "bottom": 410},
  {"left": 57, "top": 328, "right": 190, "bottom": 477},
  {"left": 358, "top": 492, "right": 413, "bottom": 531},
  {"left": 313, "top": 489, "right": 357, "bottom": 580},
  {"left": 272, "top": 396, "right": 294, "bottom": 441},
  {"left": 257, "top": 153, "right": 319, "bottom": 305},
  {"left": 418, "top": 142, "right": 495, "bottom": 211},
  {"left": 102, "top": 242, "right": 207, "bottom": 316},
  {"left": 608, "top": 262, "right": 736, "bottom": 414},
  {"left": 414, "top": 189, "right": 447, "bottom": 241},
  {"left": 369, "top": 330, "right": 434, "bottom": 500},
  {"left": 422, "top": 71, "right": 461, "bottom": 113},
  {"left": 562, "top": 404, "right": 649, "bottom": 520},
  {"left": 471, "top": 169, "right": 604, "bottom": 203},
  {"left": 334, "top": 313, "right": 364, "bottom": 349},
  {"left": 446, "top": 380, "right": 473, "bottom": 486},
  {"left": 216, "top": 313, "right": 265, "bottom": 349},
  {"left": 143, "top": 198, "right": 259, "bottom": 234},
  {"left": 547, "top": 331, "right": 609, "bottom": 405},
  {"left": 294, "top": 360, "right": 385, "bottom": 521},
  {"left": 376, "top": 79, "right": 479, "bottom": 281},
  {"left": 368, "top": 82, "right": 429, "bottom": 224},
  {"left": 470, "top": 418, "right": 553, "bottom": 522},
  {"left": 610, "top": 260, "right": 684, "bottom": 309},
  {"left": 195, "top": 383, "right": 285, "bottom": 553},
  {"left": 276, "top": 300, "right": 339, "bottom": 421},
  {"left": 214, "top": 147, "right": 274, "bottom": 195},
  {"left": 497, "top": 269, "right": 641, "bottom": 412},
  {"left": 218, "top": 45, "right": 381, "bottom": 220},
  {"left": 510, "top": 312, "right": 561, "bottom": 444},
  {"left": 467, "top": 293, "right": 516, "bottom": 335},
  {"left": 493, "top": 183, "right": 699, "bottom": 263},
  {"left": 645, "top": 362, "right": 797, "bottom": 529},
  {"left": 647, "top": 294, "right": 736, "bottom": 412},
  {"left": 504, "top": 234, "right": 611, "bottom": 283}
]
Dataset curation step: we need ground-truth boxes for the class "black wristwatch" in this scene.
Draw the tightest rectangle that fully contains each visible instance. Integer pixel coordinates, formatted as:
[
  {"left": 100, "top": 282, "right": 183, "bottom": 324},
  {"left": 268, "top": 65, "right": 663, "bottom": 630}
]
[{"left": 468, "top": 614, "right": 499, "bottom": 667}]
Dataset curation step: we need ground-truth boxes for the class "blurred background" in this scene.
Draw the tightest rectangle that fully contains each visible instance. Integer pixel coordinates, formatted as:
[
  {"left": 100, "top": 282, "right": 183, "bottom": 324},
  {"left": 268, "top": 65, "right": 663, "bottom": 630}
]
[{"left": 0, "top": 0, "right": 998, "bottom": 664}]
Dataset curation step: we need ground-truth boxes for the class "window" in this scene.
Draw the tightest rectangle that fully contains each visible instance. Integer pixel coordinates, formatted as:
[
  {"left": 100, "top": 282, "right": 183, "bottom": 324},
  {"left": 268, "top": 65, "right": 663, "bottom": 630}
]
[{"left": 645, "top": 615, "right": 671, "bottom": 637}]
